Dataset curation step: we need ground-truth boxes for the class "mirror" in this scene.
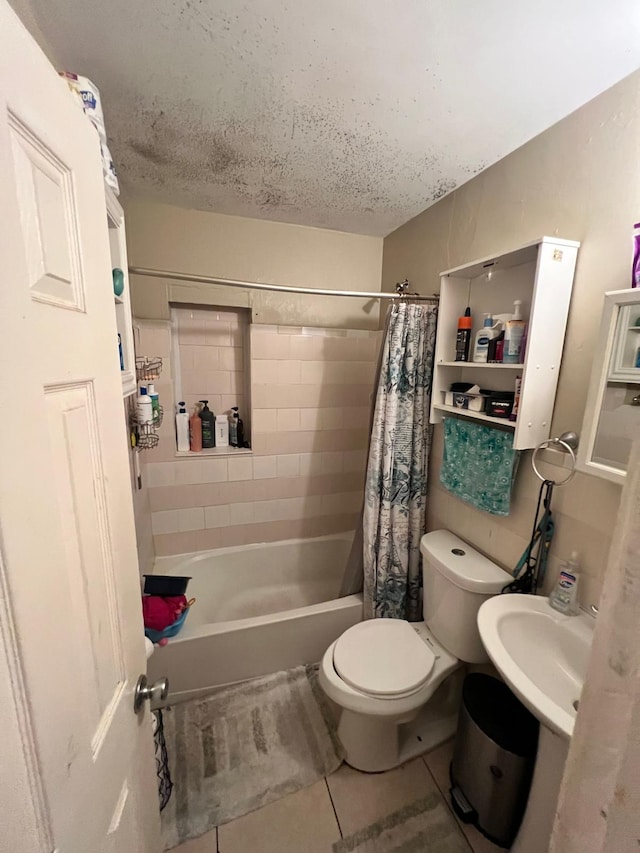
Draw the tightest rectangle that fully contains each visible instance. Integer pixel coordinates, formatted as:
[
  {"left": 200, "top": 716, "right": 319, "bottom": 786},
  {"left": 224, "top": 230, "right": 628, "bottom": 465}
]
[{"left": 578, "top": 288, "right": 640, "bottom": 484}]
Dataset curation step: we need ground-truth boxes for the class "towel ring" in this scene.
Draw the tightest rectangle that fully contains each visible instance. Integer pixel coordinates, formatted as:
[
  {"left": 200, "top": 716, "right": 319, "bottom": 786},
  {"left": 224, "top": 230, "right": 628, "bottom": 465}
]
[{"left": 531, "top": 436, "right": 577, "bottom": 486}]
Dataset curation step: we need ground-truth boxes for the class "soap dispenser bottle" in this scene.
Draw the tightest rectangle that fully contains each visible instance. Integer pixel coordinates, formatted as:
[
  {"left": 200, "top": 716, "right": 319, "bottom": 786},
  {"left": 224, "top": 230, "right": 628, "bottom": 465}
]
[
  {"left": 549, "top": 552, "right": 580, "bottom": 615},
  {"left": 199, "top": 400, "right": 215, "bottom": 449}
]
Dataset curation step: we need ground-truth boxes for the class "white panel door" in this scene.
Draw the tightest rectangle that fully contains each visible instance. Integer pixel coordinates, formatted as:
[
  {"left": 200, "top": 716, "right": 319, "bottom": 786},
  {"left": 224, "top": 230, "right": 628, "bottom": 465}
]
[{"left": 0, "top": 3, "right": 161, "bottom": 852}]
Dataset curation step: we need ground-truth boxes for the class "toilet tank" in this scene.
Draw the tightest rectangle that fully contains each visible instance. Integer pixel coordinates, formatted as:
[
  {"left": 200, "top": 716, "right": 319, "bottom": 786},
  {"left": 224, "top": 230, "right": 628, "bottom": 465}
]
[{"left": 421, "top": 530, "right": 511, "bottom": 663}]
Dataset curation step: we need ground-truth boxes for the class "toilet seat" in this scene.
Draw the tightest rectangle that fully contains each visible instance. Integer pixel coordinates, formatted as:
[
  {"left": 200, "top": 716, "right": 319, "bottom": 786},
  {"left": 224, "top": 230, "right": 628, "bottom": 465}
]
[{"left": 333, "top": 619, "right": 435, "bottom": 698}]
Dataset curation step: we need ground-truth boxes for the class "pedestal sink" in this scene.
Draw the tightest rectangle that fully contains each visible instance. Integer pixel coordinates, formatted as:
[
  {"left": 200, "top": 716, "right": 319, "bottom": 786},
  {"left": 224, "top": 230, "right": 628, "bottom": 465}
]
[{"left": 477, "top": 594, "right": 595, "bottom": 853}]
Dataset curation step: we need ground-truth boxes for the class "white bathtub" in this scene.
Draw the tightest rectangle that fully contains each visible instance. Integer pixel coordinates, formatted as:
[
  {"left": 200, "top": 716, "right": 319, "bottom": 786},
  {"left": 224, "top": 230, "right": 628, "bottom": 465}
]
[{"left": 147, "top": 532, "right": 363, "bottom": 702}]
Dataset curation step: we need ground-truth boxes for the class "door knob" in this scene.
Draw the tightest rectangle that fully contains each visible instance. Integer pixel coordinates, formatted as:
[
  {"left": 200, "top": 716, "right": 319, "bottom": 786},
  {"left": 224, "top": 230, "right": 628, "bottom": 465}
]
[{"left": 134, "top": 674, "right": 169, "bottom": 713}]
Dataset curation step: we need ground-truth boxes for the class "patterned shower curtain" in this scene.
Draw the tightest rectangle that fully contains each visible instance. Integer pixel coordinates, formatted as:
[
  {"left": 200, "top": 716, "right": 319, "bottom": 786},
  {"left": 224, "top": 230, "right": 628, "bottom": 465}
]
[{"left": 362, "top": 302, "right": 437, "bottom": 621}]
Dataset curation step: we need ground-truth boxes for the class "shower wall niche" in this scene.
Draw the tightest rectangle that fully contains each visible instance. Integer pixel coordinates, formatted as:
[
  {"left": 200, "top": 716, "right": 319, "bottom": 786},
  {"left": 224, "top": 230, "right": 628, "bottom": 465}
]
[{"left": 171, "top": 305, "right": 251, "bottom": 452}]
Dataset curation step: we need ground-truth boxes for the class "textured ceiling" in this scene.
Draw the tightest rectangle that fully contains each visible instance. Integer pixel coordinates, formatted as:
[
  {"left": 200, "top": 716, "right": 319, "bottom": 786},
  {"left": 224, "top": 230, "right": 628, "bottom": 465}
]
[{"left": 13, "top": 0, "right": 640, "bottom": 235}]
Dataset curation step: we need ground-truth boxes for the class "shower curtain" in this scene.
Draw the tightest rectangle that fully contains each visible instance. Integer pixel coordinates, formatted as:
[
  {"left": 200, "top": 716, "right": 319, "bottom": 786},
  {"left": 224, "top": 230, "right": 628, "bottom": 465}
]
[{"left": 341, "top": 302, "right": 437, "bottom": 621}]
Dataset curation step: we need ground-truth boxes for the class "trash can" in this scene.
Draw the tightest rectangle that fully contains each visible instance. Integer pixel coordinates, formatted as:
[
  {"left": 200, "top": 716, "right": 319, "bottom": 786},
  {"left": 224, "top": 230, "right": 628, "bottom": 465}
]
[{"left": 450, "top": 673, "right": 539, "bottom": 848}]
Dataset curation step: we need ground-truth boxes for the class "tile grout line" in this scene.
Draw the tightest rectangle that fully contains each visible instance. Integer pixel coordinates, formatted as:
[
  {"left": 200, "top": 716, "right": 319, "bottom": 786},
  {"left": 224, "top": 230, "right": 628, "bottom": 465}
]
[
  {"left": 324, "top": 776, "right": 344, "bottom": 840},
  {"left": 421, "top": 755, "right": 475, "bottom": 853}
]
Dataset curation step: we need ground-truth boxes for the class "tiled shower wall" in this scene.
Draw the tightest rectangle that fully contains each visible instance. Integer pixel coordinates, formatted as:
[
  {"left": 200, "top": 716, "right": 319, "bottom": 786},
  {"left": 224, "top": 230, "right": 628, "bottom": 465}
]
[
  {"left": 173, "top": 305, "right": 249, "bottom": 423},
  {"left": 136, "top": 319, "right": 381, "bottom": 557}
]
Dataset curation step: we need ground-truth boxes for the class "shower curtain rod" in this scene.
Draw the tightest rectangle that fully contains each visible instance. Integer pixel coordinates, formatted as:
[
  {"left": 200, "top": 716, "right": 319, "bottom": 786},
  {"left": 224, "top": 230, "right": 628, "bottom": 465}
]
[{"left": 128, "top": 266, "right": 439, "bottom": 303}]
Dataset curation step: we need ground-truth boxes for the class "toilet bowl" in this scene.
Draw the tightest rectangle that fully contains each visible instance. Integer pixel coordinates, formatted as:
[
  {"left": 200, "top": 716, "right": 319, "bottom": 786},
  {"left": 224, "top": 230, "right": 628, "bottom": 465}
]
[{"left": 319, "top": 530, "right": 511, "bottom": 772}]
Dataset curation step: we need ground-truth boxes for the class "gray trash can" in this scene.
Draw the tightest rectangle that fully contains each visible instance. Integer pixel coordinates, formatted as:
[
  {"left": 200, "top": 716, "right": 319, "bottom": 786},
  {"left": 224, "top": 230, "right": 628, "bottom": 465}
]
[{"left": 450, "top": 673, "right": 538, "bottom": 848}]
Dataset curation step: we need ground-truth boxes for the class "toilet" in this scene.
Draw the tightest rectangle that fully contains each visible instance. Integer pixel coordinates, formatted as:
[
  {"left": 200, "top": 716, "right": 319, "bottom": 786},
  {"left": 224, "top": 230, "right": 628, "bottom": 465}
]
[{"left": 319, "top": 529, "right": 511, "bottom": 772}]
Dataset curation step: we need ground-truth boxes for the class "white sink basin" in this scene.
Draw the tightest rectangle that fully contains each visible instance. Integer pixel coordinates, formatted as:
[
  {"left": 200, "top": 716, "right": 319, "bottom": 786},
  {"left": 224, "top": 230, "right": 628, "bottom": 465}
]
[{"left": 478, "top": 594, "right": 595, "bottom": 739}]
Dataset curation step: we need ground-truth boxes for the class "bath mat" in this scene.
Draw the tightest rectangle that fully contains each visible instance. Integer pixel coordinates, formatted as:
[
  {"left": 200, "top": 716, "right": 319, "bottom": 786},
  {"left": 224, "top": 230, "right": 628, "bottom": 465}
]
[
  {"left": 333, "top": 792, "right": 469, "bottom": 853},
  {"left": 161, "top": 663, "right": 344, "bottom": 849}
]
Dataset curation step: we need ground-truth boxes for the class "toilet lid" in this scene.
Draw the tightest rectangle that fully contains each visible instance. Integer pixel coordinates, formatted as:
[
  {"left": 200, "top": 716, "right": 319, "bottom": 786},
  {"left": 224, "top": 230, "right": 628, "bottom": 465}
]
[{"left": 333, "top": 620, "right": 435, "bottom": 697}]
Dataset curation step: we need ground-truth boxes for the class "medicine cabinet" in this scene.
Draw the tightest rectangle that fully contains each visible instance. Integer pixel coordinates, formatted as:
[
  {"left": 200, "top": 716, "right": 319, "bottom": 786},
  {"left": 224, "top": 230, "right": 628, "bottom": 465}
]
[
  {"left": 577, "top": 288, "right": 640, "bottom": 484},
  {"left": 430, "top": 237, "right": 580, "bottom": 450}
]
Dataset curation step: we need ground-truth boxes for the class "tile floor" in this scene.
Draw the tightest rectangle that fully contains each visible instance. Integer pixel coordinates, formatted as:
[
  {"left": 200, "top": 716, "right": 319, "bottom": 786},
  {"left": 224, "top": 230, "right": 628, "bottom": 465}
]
[{"left": 171, "top": 739, "right": 506, "bottom": 853}]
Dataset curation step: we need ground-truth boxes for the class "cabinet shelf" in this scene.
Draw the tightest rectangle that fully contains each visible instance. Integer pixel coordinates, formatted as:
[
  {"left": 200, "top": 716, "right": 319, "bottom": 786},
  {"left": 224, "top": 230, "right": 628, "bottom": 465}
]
[
  {"left": 106, "top": 188, "right": 136, "bottom": 397},
  {"left": 432, "top": 403, "right": 516, "bottom": 429},
  {"left": 430, "top": 237, "right": 579, "bottom": 450},
  {"left": 437, "top": 361, "right": 524, "bottom": 369}
]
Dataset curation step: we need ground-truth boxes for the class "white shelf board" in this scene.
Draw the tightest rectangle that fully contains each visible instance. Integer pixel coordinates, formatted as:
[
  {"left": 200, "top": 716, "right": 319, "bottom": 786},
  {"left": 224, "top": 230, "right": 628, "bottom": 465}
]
[
  {"left": 432, "top": 403, "right": 516, "bottom": 429},
  {"left": 175, "top": 447, "right": 253, "bottom": 459},
  {"left": 437, "top": 361, "right": 523, "bottom": 369}
]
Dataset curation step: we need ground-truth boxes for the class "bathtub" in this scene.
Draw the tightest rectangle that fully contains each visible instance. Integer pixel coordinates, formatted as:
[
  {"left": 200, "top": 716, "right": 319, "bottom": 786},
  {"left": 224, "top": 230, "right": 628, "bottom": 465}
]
[{"left": 147, "top": 532, "right": 363, "bottom": 702}]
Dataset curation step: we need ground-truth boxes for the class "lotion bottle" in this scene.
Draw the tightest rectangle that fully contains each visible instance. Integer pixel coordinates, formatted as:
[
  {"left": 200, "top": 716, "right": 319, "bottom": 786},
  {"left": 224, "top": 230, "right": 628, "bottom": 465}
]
[
  {"left": 503, "top": 300, "right": 526, "bottom": 364},
  {"left": 472, "top": 315, "right": 501, "bottom": 363},
  {"left": 176, "top": 401, "right": 190, "bottom": 452}
]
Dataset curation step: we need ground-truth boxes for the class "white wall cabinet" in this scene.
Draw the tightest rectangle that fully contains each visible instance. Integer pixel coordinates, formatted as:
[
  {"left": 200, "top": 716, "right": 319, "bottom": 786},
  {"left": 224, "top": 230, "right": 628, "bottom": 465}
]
[
  {"left": 430, "top": 237, "right": 579, "bottom": 450},
  {"left": 577, "top": 288, "right": 640, "bottom": 484},
  {"left": 106, "top": 187, "right": 137, "bottom": 396}
]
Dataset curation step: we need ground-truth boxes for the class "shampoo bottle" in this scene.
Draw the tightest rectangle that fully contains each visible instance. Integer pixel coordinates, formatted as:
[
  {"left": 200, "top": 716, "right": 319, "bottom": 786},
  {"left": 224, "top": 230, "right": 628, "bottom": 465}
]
[
  {"left": 189, "top": 404, "right": 203, "bottom": 452},
  {"left": 136, "top": 386, "right": 153, "bottom": 424},
  {"left": 503, "top": 300, "right": 526, "bottom": 364},
  {"left": 199, "top": 400, "right": 215, "bottom": 449},
  {"left": 147, "top": 383, "right": 160, "bottom": 425},
  {"left": 231, "top": 407, "right": 245, "bottom": 447},
  {"left": 549, "top": 552, "right": 580, "bottom": 615},
  {"left": 455, "top": 307, "right": 473, "bottom": 362},
  {"left": 176, "top": 402, "right": 190, "bottom": 452},
  {"left": 229, "top": 411, "right": 238, "bottom": 447}
]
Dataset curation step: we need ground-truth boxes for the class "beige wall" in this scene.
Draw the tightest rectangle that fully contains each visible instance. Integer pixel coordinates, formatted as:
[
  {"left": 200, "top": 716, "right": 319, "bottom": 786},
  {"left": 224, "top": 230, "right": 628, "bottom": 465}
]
[
  {"left": 383, "top": 70, "right": 640, "bottom": 606},
  {"left": 135, "top": 319, "right": 378, "bottom": 556},
  {"left": 124, "top": 200, "right": 384, "bottom": 330}
]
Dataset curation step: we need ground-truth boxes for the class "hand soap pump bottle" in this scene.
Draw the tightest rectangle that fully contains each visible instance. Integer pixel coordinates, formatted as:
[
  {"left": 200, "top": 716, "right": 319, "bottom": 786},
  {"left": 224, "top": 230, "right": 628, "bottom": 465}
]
[
  {"left": 199, "top": 400, "right": 216, "bottom": 449},
  {"left": 473, "top": 314, "right": 500, "bottom": 363},
  {"left": 549, "top": 552, "right": 580, "bottom": 615}
]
